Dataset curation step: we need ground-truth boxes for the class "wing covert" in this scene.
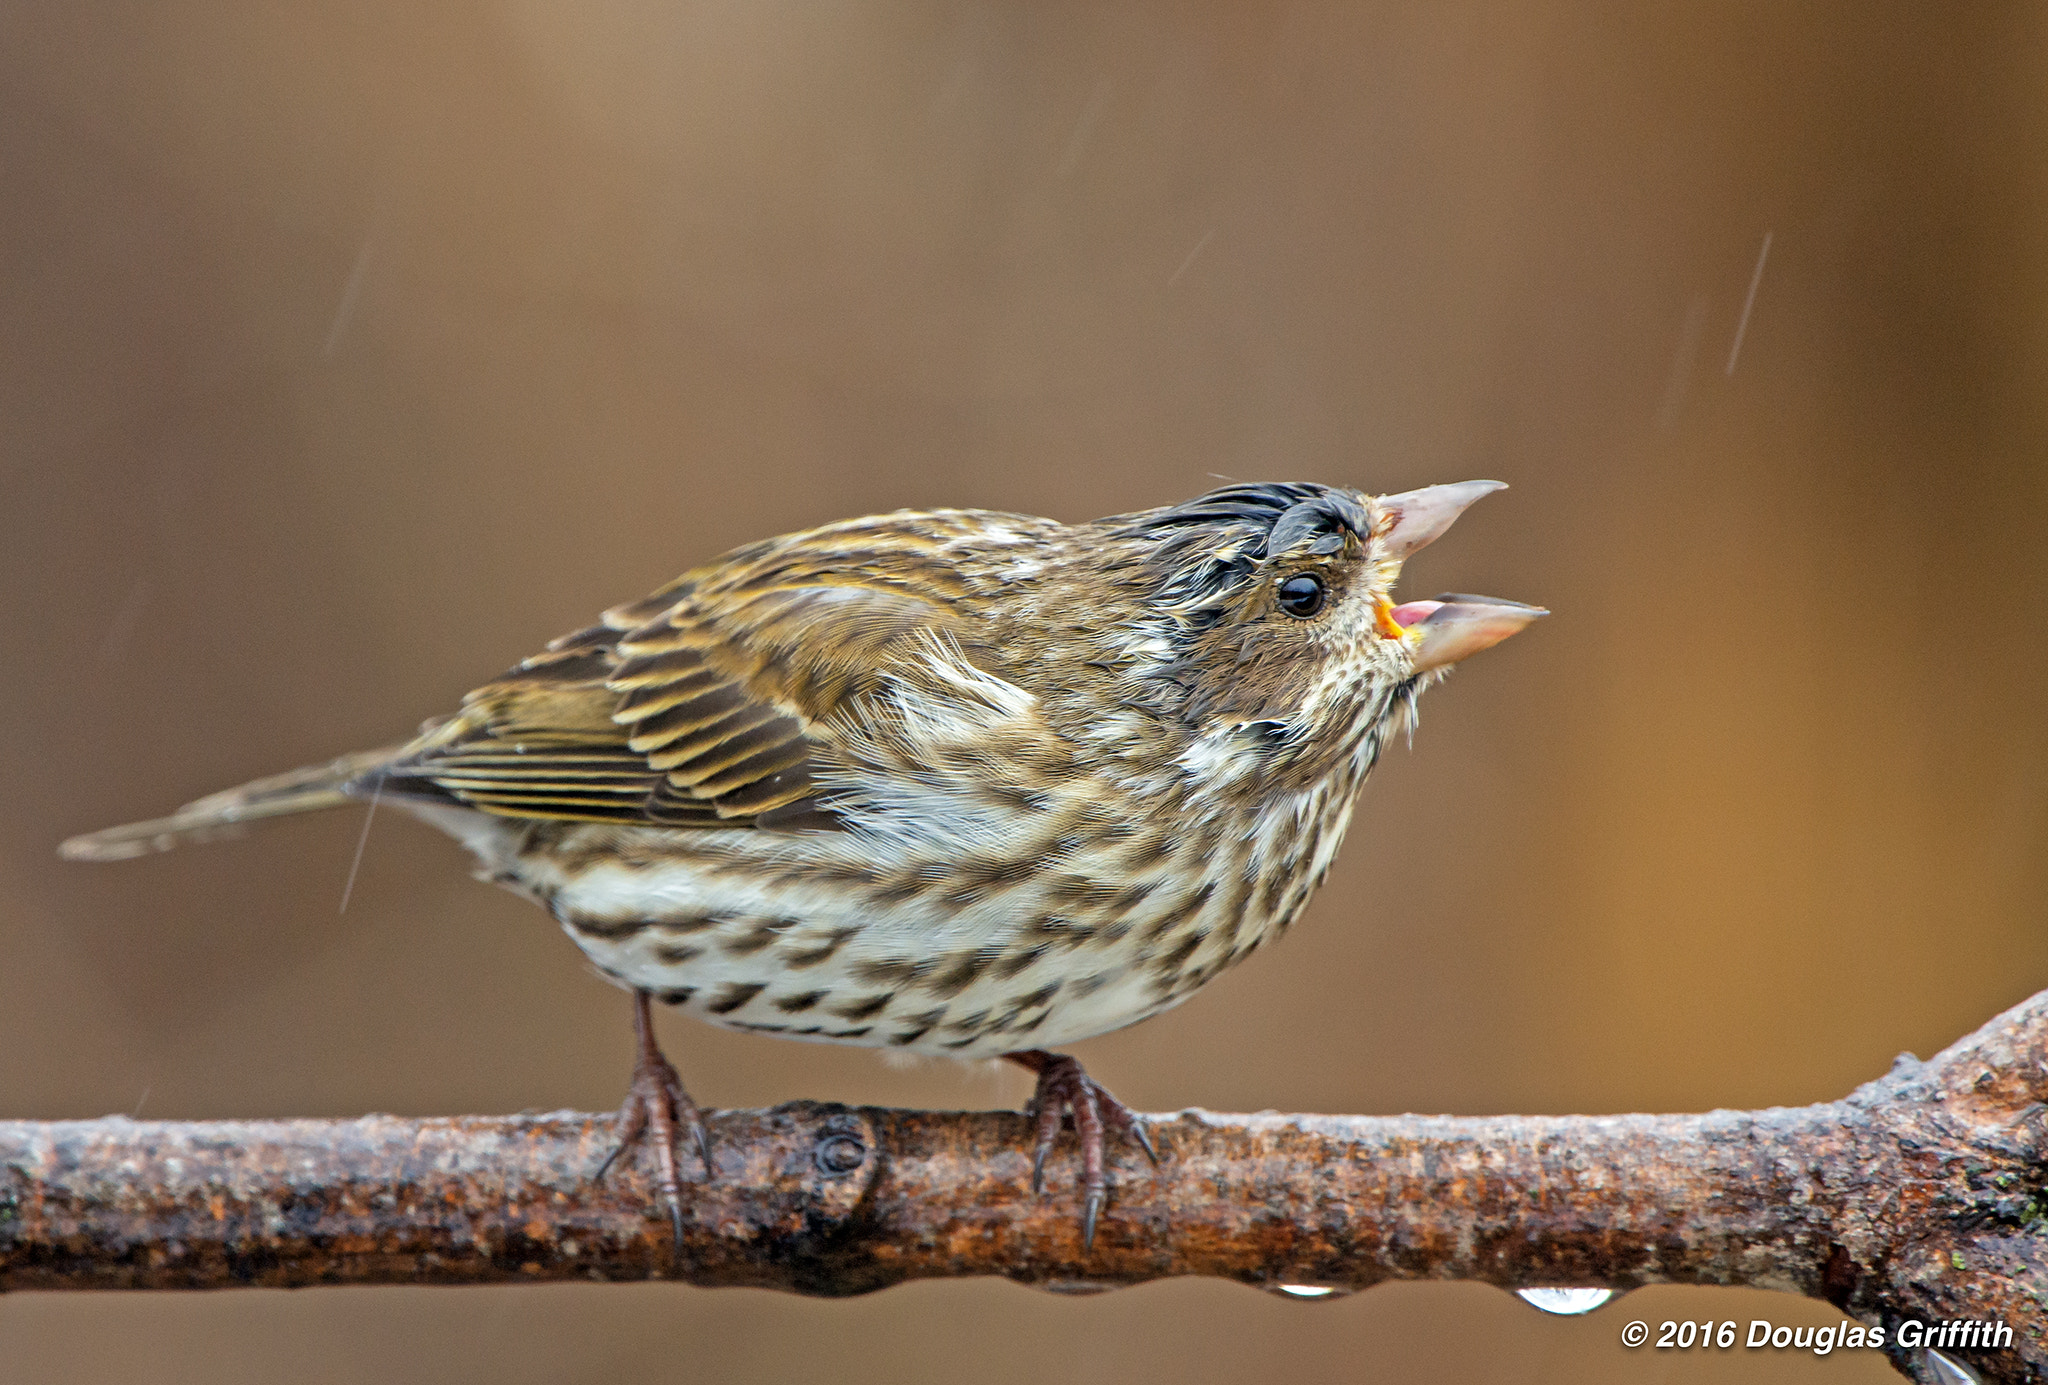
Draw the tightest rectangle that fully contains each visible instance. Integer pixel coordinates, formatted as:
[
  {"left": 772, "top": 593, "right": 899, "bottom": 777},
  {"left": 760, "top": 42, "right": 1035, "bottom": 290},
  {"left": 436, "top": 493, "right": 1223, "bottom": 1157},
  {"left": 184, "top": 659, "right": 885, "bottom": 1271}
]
[{"left": 377, "top": 512, "right": 1015, "bottom": 830}]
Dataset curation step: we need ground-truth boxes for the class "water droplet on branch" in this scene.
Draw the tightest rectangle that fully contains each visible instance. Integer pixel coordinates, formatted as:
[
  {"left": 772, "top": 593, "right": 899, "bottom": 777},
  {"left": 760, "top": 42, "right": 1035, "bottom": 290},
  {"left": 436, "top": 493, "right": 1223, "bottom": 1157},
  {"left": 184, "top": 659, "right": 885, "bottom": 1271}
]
[
  {"left": 1924, "top": 1348, "right": 1983, "bottom": 1384},
  {"left": 1515, "top": 1287, "right": 1615, "bottom": 1315}
]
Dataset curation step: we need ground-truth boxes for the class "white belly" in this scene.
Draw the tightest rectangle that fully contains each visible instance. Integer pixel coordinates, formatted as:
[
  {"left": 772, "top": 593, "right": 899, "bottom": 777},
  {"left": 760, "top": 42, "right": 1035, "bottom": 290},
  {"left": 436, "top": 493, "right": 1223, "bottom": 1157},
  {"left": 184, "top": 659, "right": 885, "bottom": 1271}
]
[{"left": 416, "top": 781, "right": 1355, "bottom": 1061}]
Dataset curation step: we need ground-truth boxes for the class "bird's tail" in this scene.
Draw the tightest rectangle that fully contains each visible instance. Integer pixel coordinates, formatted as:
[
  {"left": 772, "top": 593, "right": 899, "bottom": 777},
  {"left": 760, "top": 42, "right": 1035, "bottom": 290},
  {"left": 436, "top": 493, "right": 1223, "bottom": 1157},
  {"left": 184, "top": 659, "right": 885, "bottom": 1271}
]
[{"left": 59, "top": 746, "right": 404, "bottom": 862}]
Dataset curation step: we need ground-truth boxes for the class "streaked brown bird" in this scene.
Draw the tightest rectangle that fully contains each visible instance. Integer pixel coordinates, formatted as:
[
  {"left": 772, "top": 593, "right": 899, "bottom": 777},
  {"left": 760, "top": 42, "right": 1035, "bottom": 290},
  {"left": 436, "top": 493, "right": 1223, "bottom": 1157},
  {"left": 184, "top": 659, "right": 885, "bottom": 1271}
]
[{"left": 63, "top": 480, "right": 1542, "bottom": 1247}]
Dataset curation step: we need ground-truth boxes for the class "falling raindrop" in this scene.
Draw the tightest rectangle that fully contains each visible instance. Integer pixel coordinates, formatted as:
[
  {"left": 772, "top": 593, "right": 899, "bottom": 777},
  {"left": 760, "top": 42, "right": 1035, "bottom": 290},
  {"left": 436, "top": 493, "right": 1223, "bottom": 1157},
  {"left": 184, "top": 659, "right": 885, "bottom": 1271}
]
[
  {"left": 1923, "top": 1348, "right": 1983, "bottom": 1385},
  {"left": 1515, "top": 1287, "right": 1615, "bottom": 1315}
]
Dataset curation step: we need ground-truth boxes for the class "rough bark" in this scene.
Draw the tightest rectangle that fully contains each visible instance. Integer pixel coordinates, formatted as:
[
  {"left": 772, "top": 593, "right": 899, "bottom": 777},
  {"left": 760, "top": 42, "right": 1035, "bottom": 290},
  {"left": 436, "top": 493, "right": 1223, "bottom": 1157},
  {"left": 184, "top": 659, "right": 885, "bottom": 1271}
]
[{"left": 6, "top": 992, "right": 2048, "bottom": 1384}]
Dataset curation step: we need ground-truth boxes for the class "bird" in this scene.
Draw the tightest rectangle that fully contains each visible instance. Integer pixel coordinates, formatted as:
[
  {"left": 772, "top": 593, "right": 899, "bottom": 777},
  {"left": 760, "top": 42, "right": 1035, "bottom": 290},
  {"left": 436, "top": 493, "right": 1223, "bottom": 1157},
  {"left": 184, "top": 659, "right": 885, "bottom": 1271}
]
[{"left": 62, "top": 479, "right": 1543, "bottom": 1249}]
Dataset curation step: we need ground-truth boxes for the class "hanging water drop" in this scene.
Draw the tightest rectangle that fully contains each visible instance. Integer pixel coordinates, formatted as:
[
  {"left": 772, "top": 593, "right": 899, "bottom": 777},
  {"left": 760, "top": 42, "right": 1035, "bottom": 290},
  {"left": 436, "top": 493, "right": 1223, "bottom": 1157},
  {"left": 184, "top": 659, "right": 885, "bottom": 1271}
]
[
  {"left": 1274, "top": 1284, "right": 1340, "bottom": 1300},
  {"left": 1923, "top": 1348, "right": 1983, "bottom": 1385},
  {"left": 1515, "top": 1287, "right": 1615, "bottom": 1315}
]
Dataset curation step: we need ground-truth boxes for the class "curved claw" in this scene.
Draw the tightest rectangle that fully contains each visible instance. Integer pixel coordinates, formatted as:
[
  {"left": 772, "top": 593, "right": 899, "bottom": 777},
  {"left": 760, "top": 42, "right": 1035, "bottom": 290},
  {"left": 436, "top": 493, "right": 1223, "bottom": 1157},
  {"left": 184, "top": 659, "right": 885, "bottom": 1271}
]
[
  {"left": 1130, "top": 1117, "right": 1160, "bottom": 1166},
  {"left": 1081, "top": 1188, "right": 1105, "bottom": 1252},
  {"left": 592, "top": 1138, "right": 628, "bottom": 1186}
]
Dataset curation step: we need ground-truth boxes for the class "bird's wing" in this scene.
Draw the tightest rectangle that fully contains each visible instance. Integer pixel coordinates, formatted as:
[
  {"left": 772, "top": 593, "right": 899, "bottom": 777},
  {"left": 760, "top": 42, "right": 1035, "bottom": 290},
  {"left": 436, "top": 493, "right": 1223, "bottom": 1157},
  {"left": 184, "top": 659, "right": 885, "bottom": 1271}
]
[{"left": 382, "top": 513, "right": 1016, "bottom": 829}]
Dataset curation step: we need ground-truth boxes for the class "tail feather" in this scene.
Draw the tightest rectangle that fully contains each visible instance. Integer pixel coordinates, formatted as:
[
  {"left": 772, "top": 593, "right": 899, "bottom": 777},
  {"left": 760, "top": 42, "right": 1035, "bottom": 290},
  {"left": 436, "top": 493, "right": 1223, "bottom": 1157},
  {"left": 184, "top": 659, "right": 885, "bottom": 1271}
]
[{"left": 59, "top": 747, "right": 403, "bottom": 862}]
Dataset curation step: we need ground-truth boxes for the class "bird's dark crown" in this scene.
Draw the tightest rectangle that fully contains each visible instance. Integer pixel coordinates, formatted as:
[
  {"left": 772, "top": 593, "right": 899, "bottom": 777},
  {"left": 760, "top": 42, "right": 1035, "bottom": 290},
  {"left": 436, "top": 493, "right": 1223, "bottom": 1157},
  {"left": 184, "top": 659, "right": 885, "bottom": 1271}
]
[
  {"left": 1102, "top": 482, "right": 1374, "bottom": 626},
  {"left": 1114, "top": 481, "right": 1372, "bottom": 554}
]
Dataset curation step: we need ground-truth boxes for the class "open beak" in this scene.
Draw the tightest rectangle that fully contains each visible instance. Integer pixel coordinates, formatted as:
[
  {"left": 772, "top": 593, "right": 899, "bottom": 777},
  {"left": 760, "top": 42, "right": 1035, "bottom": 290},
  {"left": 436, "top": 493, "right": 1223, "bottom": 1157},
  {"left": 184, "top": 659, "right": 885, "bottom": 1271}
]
[
  {"left": 1365, "top": 482, "right": 1543, "bottom": 668},
  {"left": 1386, "top": 595, "right": 1548, "bottom": 672}
]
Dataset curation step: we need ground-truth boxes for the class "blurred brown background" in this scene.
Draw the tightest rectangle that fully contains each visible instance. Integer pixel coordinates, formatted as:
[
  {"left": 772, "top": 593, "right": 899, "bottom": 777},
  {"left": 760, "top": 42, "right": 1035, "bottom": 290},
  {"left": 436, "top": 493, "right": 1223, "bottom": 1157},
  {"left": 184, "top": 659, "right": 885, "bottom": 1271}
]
[{"left": 4, "top": 2, "right": 2044, "bottom": 1381}]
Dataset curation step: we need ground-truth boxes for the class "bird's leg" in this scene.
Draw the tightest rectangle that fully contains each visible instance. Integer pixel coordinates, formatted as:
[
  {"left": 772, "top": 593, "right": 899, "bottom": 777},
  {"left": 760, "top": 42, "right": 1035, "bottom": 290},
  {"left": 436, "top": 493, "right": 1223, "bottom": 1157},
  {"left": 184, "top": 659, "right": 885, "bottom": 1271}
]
[
  {"left": 1003, "top": 1049, "right": 1160, "bottom": 1250},
  {"left": 593, "top": 988, "right": 712, "bottom": 1250}
]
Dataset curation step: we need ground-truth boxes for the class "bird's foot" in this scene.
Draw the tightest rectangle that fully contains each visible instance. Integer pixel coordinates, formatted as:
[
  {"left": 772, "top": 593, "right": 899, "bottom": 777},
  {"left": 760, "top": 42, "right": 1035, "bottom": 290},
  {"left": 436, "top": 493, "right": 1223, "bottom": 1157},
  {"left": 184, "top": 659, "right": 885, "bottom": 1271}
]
[
  {"left": 1004, "top": 1049, "right": 1160, "bottom": 1251},
  {"left": 594, "top": 990, "right": 712, "bottom": 1251}
]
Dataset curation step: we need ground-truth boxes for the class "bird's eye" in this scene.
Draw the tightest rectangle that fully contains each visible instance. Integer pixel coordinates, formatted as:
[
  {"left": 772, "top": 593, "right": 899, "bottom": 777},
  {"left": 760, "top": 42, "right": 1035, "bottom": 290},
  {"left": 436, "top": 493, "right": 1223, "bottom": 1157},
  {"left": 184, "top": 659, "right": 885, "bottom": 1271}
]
[{"left": 1276, "top": 573, "right": 1326, "bottom": 618}]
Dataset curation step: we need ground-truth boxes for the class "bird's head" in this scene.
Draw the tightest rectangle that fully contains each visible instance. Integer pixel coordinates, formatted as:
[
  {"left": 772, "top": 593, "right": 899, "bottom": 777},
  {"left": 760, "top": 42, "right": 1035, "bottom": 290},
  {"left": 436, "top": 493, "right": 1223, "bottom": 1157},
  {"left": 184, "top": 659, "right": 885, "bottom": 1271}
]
[{"left": 1100, "top": 479, "right": 1544, "bottom": 785}]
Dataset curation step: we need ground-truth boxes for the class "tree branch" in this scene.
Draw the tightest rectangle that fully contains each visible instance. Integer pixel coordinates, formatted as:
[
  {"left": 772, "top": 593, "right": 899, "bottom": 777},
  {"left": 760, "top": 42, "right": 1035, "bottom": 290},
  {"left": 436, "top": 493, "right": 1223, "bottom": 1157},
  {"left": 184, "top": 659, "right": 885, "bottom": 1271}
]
[{"left": 6, "top": 993, "right": 2047, "bottom": 1383}]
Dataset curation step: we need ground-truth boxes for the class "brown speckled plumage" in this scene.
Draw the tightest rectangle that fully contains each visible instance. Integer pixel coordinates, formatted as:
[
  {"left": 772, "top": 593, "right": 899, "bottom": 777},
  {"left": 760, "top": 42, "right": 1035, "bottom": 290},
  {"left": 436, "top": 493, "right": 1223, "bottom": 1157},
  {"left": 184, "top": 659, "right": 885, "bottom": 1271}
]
[{"left": 62, "top": 479, "right": 1542, "bottom": 1248}]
